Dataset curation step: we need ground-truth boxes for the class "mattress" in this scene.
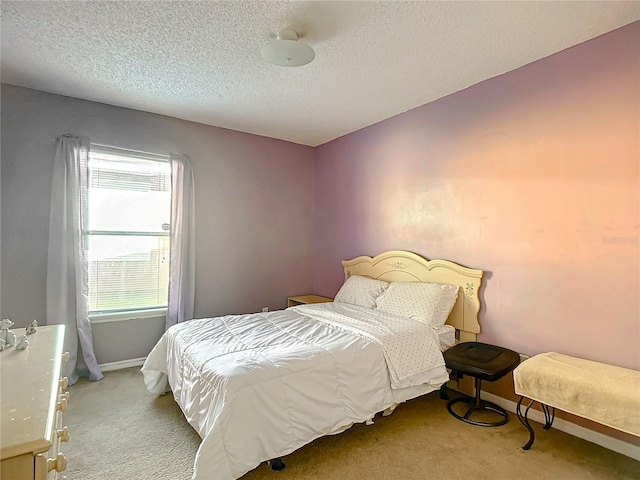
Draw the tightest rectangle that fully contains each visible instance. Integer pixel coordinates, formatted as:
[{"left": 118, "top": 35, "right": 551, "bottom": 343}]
[
  {"left": 434, "top": 324, "right": 456, "bottom": 352},
  {"left": 142, "top": 303, "right": 449, "bottom": 479}
]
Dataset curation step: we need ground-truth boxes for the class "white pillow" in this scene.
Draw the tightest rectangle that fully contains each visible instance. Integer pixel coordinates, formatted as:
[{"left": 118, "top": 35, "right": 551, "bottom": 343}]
[
  {"left": 375, "top": 281, "right": 459, "bottom": 327},
  {"left": 333, "top": 275, "right": 389, "bottom": 309}
]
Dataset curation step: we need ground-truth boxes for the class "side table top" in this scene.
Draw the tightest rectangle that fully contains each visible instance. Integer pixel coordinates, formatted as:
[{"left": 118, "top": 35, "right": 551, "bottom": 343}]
[{"left": 288, "top": 294, "right": 333, "bottom": 304}]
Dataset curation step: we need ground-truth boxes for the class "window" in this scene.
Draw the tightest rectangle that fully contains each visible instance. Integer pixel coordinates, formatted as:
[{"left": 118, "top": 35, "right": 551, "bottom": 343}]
[{"left": 86, "top": 146, "right": 171, "bottom": 315}]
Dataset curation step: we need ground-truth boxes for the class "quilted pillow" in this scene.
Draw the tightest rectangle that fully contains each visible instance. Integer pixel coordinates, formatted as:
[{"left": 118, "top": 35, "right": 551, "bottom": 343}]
[
  {"left": 333, "top": 275, "right": 389, "bottom": 309},
  {"left": 375, "top": 281, "right": 459, "bottom": 327}
]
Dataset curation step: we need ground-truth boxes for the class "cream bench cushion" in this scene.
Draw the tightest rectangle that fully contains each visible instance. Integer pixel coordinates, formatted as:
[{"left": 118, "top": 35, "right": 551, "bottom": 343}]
[{"left": 514, "top": 352, "right": 640, "bottom": 437}]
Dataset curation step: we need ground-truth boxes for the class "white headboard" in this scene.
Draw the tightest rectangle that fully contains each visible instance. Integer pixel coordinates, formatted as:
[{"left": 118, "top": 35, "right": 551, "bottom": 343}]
[{"left": 342, "top": 250, "right": 483, "bottom": 342}]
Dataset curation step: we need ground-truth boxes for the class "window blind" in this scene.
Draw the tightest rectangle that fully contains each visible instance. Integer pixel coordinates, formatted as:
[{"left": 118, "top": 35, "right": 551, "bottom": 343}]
[{"left": 87, "top": 147, "right": 171, "bottom": 314}]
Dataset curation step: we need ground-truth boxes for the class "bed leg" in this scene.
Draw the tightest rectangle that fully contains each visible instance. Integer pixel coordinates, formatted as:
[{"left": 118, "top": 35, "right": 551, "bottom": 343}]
[
  {"left": 439, "top": 383, "right": 449, "bottom": 400},
  {"left": 516, "top": 396, "right": 536, "bottom": 450},
  {"left": 270, "top": 458, "right": 286, "bottom": 471}
]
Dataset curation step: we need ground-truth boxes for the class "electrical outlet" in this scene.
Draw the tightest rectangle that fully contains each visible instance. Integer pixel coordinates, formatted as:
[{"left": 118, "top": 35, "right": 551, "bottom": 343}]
[
  {"left": 262, "top": 307, "right": 269, "bottom": 312},
  {"left": 519, "top": 353, "right": 530, "bottom": 362}
]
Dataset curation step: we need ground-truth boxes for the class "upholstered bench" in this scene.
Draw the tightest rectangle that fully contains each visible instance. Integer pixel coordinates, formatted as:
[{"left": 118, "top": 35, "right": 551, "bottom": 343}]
[
  {"left": 443, "top": 342, "right": 521, "bottom": 427},
  {"left": 513, "top": 352, "right": 640, "bottom": 450}
]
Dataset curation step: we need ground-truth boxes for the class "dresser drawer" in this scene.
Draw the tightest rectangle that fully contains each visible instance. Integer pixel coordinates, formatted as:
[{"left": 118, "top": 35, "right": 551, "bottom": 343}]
[{"left": 44, "top": 377, "right": 71, "bottom": 480}]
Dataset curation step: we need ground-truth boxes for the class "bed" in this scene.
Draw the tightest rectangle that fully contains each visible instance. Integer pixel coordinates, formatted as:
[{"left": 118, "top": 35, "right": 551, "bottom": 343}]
[{"left": 141, "top": 250, "right": 483, "bottom": 479}]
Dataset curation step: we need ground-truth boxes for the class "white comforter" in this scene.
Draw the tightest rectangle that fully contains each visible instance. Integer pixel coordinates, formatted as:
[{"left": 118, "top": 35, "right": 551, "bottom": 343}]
[{"left": 141, "top": 302, "right": 449, "bottom": 480}]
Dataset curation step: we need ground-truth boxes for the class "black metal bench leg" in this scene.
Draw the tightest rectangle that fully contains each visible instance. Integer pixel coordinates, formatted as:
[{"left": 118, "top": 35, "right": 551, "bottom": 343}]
[
  {"left": 542, "top": 404, "right": 556, "bottom": 429},
  {"left": 516, "top": 396, "right": 536, "bottom": 450},
  {"left": 270, "top": 458, "right": 286, "bottom": 471}
]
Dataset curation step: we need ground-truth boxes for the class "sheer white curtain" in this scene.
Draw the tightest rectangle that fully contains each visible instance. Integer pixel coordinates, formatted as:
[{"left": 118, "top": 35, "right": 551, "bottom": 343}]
[
  {"left": 47, "top": 135, "right": 103, "bottom": 385},
  {"left": 166, "top": 153, "right": 195, "bottom": 329}
]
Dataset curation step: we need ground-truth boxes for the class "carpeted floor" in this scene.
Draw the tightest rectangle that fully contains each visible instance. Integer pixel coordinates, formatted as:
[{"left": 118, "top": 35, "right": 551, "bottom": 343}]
[{"left": 64, "top": 368, "right": 640, "bottom": 480}]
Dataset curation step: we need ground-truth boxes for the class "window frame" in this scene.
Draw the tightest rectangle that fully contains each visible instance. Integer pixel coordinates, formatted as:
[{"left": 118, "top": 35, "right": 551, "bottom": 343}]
[
  {"left": 85, "top": 144, "right": 171, "bottom": 321},
  {"left": 89, "top": 307, "right": 167, "bottom": 324}
]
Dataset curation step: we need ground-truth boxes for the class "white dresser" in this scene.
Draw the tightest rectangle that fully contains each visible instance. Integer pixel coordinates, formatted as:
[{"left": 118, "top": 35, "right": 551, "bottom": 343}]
[{"left": 1, "top": 325, "right": 70, "bottom": 480}]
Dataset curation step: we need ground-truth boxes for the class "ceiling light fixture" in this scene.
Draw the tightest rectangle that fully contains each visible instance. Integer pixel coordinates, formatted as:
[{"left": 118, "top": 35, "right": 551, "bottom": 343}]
[{"left": 260, "top": 29, "right": 315, "bottom": 67}]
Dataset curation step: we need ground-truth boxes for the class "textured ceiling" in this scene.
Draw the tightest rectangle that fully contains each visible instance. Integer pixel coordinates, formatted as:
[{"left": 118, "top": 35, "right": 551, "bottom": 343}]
[{"left": 2, "top": 1, "right": 639, "bottom": 146}]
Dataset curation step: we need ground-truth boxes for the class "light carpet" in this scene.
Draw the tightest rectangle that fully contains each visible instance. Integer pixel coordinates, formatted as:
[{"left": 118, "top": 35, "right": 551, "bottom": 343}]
[{"left": 64, "top": 368, "right": 640, "bottom": 480}]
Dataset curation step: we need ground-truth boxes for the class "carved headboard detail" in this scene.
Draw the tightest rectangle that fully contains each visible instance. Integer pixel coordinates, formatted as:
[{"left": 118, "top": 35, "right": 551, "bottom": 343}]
[{"left": 342, "top": 250, "right": 483, "bottom": 342}]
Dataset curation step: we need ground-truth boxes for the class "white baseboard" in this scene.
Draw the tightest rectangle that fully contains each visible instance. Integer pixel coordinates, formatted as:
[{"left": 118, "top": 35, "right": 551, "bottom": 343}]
[
  {"left": 99, "top": 357, "right": 146, "bottom": 372},
  {"left": 482, "top": 391, "right": 640, "bottom": 461}
]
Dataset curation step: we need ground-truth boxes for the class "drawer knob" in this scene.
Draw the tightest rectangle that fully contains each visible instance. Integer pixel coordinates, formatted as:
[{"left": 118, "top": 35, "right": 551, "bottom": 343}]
[
  {"left": 57, "top": 426, "right": 70, "bottom": 443},
  {"left": 59, "top": 376, "right": 69, "bottom": 389},
  {"left": 47, "top": 452, "right": 67, "bottom": 472},
  {"left": 56, "top": 397, "right": 67, "bottom": 412},
  {"left": 62, "top": 351, "right": 70, "bottom": 362}
]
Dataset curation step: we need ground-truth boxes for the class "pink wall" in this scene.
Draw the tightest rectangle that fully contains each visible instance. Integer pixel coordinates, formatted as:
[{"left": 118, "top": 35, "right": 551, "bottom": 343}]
[{"left": 313, "top": 23, "right": 639, "bottom": 370}]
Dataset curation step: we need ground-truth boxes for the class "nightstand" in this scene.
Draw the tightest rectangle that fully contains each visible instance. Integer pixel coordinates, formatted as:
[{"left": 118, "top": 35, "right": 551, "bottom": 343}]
[
  {"left": 287, "top": 295, "right": 333, "bottom": 308},
  {"left": 443, "top": 342, "right": 520, "bottom": 427}
]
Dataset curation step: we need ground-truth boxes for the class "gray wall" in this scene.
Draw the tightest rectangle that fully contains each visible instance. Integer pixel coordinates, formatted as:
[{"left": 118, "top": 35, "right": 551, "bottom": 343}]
[{"left": 1, "top": 84, "right": 316, "bottom": 363}]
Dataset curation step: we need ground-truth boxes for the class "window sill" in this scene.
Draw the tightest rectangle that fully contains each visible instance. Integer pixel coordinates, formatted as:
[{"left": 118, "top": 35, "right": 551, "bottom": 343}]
[{"left": 90, "top": 308, "right": 167, "bottom": 324}]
